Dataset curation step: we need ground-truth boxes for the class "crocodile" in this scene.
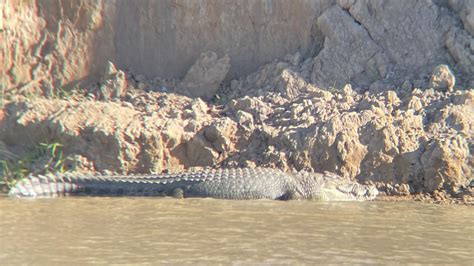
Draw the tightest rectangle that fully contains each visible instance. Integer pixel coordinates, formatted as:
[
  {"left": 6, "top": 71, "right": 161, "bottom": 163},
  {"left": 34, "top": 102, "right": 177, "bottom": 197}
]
[{"left": 8, "top": 167, "right": 378, "bottom": 201}]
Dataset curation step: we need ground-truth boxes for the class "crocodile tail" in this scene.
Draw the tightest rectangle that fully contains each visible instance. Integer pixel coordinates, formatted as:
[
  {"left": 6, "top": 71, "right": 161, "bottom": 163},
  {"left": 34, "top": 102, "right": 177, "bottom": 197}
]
[{"left": 8, "top": 173, "right": 87, "bottom": 198}]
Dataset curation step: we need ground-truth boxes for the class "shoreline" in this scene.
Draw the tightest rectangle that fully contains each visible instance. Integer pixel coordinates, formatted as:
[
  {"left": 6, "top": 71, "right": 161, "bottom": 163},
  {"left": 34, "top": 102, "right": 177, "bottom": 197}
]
[{"left": 2, "top": 183, "right": 472, "bottom": 205}]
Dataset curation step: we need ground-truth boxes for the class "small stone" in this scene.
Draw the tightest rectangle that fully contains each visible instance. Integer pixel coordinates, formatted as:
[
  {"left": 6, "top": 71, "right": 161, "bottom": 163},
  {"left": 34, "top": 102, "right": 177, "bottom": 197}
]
[
  {"left": 385, "top": 90, "right": 400, "bottom": 105},
  {"left": 98, "top": 61, "right": 128, "bottom": 99},
  {"left": 138, "top": 82, "right": 147, "bottom": 91},
  {"left": 203, "top": 118, "right": 237, "bottom": 153},
  {"left": 190, "top": 98, "right": 209, "bottom": 115},
  {"left": 342, "top": 84, "right": 353, "bottom": 96},
  {"left": 429, "top": 64, "right": 456, "bottom": 92},
  {"left": 401, "top": 80, "right": 412, "bottom": 91},
  {"left": 104, "top": 61, "right": 118, "bottom": 75},
  {"left": 236, "top": 110, "right": 254, "bottom": 128},
  {"left": 121, "top": 102, "right": 134, "bottom": 109},
  {"left": 407, "top": 96, "right": 423, "bottom": 111},
  {"left": 398, "top": 184, "right": 411, "bottom": 196},
  {"left": 290, "top": 52, "right": 302, "bottom": 66}
]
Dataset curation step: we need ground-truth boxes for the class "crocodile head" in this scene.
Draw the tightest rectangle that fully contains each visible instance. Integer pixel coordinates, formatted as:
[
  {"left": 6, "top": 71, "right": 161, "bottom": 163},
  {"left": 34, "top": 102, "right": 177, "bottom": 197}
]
[
  {"left": 331, "top": 182, "right": 379, "bottom": 201},
  {"left": 297, "top": 171, "right": 379, "bottom": 201}
]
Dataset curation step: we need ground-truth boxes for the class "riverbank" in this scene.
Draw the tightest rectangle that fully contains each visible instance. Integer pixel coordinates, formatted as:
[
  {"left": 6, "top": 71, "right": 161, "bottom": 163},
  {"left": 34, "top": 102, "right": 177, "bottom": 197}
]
[
  {"left": 1, "top": 1, "right": 472, "bottom": 203},
  {"left": 0, "top": 63, "right": 472, "bottom": 204},
  {"left": 376, "top": 191, "right": 473, "bottom": 205}
]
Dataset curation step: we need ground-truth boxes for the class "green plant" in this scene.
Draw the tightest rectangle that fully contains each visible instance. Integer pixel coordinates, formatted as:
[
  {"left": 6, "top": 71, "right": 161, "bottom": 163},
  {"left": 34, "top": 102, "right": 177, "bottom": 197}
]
[
  {"left": 0, "top": 160, "right": 27, "bottom": 188},
  {"left": 38, "top": 142, "right": 67, "bottom": 172},
  {"left": 0, "top": 141, "right": 69, "bottom": 188}
]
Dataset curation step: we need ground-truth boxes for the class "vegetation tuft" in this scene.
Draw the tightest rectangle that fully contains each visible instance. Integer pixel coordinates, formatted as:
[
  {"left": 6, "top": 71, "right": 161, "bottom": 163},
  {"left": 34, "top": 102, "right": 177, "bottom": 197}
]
[{"left": 0, "top": 142, "right": 72, "bottom": 189}]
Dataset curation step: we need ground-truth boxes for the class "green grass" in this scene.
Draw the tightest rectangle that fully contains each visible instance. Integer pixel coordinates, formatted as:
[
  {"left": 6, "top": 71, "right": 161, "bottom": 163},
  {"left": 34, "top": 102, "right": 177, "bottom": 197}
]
[
  {"left": 0, "top": 142, "right": 69, "bottom": 189},
  {"left": 325, "top": 81, "right": 340, "bottom": 94}
]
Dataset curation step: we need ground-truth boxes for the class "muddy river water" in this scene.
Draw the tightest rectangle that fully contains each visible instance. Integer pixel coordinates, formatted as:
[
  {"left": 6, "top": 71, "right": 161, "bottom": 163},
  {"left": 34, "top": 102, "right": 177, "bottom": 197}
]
[{"left": 0, "top": 197, "right": 472, "bottom": 264}]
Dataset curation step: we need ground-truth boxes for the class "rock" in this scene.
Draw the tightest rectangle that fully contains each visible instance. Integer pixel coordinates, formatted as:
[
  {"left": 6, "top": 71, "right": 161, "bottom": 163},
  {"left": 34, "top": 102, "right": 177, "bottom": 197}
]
[
  {"left": 179, "top": 51, "right": 230, "bottom": 100},
  {"left": 397, "top": 184, "right": 412, "bottom": 196},
  {"left": 184, "top": 136, "right": 219, "bottom": 167},
  {"left": 385, "top": 183, "right": 412, "bottom": 196},
  {"left": 449, "top": 0, "right": 474, "bottom": 35},
  {"left": 235, "top": 110, "right": 254, "bottom": 129},
  {"left": 137, "top": 82, "right": 147, "bottom": 91},
  {"left": 276, "top": 69, "right": 307, "bottom": 99},
  {"left": 334, "top": 129, "right": 368, "bottom": 178},
  {"left": 98, "top": 61, "right": 128, "bottom": 100},
  {"left": 228, "top": 96, "right": 272, "bottom": 122},
  {"left": 421, "top": 135, "right": 471, "bottom": 192},
  {"left": 348, "top": 1, "right": 455, "bottom": 85},
  {"left": 188, "top": 98, "right": 209, "bottom": 119},
  {"left": 407, "top": 96, "right": 423, "bottom": 112},
  {"left": 285, "top": 52, "right": 302, "bottom": 66},
  {"left": 386, "top": 91, "right": 400, "bottom": 105},
  {"left": 429, "top": 65, "right": 456, "bottom": 92},
  {"left": 401, "top": 80, "right": 413, "bottom": 91},
  {"left": 445, "top": 28, "right": 474, "bottom": 74},
  {"left": 342, "top": 84, "right": 354, "bottom": 96},
  {"left": 311, "top": 5, "right": 381, "bottom": 89},
  {"left": 203, "top": 118, "right": 237, "bottom": 153}
]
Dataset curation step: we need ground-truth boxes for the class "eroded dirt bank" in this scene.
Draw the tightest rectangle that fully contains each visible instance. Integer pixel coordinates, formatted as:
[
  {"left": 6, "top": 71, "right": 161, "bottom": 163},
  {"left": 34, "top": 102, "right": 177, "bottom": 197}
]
[
  {"left": 2, "top": 0, "right": 473, "bottom": 95},
  {"left": 1, "top": 1, "right": 473, "bottom": 203},
  {"left": 1, "top": 60, "right": 472, "bottom": 203}
]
